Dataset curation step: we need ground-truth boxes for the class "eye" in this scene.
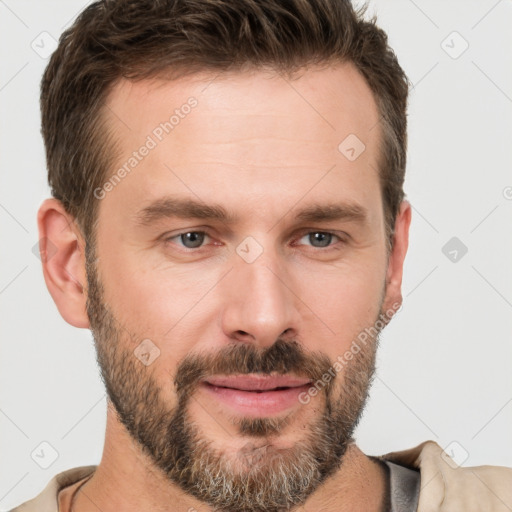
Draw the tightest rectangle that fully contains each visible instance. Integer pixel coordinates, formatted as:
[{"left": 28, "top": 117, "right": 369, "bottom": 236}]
[
  {"left": 296, "top": 231, "right": 342, "bottom": 248},
  {"left": 165, "top": 231, "right": 210, "bottom": 249}
]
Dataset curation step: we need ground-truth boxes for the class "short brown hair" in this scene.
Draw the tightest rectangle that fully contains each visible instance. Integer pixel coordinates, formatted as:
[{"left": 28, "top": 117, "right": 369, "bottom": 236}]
[{"left": 41, "top": 0, "right": 409, "bottom": 250}]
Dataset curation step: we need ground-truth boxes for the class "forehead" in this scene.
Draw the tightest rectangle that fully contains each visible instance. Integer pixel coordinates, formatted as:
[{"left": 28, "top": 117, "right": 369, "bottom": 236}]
[
  {"left": 99, "top": 63, "right": 382, "bottom": 227},
  {"left": 106, "top": 63, "right": 380, "bottom": 146}
]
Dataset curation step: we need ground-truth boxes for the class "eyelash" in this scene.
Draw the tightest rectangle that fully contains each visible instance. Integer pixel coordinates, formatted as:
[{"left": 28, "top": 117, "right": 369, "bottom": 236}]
[{"left": 163, "top": 230, "right": 347, "bottom": 252}]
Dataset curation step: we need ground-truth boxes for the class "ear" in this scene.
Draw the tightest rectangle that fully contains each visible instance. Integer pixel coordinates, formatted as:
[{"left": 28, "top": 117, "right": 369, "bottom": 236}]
[
  {"left": 36, "top": 198, "right": 90, "bottom": 328},
  {"left": 382, "top": 200, "right": 412, "bottom": 316}
]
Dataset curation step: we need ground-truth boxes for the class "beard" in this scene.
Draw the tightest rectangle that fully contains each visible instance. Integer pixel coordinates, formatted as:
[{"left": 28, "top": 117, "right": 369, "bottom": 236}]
[{"left": 84, "top": 242, "right": 384, "bottom": 512}]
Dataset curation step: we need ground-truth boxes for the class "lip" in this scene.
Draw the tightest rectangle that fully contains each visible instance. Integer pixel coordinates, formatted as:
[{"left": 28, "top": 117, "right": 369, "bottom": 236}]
[
  {"left": 204, "top": 374, "right": 312, "bottom": 391},
  {"left": 200, "top": 374, "right": 313, "bottom": 416}
]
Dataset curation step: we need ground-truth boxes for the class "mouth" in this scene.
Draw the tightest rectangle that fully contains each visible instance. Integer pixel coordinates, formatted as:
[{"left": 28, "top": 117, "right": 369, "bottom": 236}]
[
  {"left": 203, "top": 374, "right": 312, "bottom": 392},
  {"left": 199, "top": 375, "right": 313, "bottom": 416},
  {"left": 214, "top": 386, "right": 292, "bottom": 392}
]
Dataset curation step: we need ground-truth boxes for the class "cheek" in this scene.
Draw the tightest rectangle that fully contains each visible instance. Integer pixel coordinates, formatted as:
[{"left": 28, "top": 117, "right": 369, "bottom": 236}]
[
  {"left": 98, "top": 244, "right": 225, "bottom": 346},
  {"left": 295, "top": 260, "right": 385, "bottom": 353}
]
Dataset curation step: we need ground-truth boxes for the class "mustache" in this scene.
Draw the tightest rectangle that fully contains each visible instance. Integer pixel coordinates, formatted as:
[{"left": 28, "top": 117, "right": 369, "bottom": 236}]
[{"left": 174, "top": 338, "right": 334, "bottom": 397}]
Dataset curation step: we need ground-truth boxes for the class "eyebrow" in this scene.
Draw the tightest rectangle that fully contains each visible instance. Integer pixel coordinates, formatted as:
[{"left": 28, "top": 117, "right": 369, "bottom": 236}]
[
  {"left": 295, "top": 202, "right": 368, "bottom": 224},
  {"left": 134, "top": 197, "right": 236, "bottom": 226},
  {"left": 133, "top": 196, "right": 368, "bottom": 227}
]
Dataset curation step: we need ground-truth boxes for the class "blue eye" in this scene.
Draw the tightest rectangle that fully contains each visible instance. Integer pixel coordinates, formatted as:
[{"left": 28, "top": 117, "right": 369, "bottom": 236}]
[
  {"left": 163, "top": 230, "right": 343, "bottom": 252},
  {"left": 298, "top": 232, "right": 340, "bottom": 248},
  {"left": 168, "top": 231, "right": 209, "bottom": 249}
]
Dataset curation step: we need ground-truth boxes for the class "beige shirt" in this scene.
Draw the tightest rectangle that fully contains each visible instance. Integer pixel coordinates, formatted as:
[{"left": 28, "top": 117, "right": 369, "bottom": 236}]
[{"left": 10, "top": 440, "right": 512, "bottom": 512}]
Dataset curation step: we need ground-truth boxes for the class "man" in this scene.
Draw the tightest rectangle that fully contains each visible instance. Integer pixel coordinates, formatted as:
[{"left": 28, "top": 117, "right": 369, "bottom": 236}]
[{"left": 11, "top": 0, "right": 512, "bottom": 511}]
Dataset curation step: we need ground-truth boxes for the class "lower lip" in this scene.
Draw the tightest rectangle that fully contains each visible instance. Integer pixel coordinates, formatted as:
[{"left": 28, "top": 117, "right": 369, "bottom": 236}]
[{"left": 200, "top": 382, "right": 312, "bottom": 416}]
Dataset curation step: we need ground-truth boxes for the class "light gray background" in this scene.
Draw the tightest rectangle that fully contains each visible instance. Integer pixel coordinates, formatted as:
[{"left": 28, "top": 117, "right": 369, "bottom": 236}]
[{"left": 1, "top": 0, "right": 511, "bottom": 509}]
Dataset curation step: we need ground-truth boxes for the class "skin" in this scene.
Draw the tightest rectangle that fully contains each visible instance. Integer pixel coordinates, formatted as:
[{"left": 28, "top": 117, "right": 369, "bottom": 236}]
[{"left": 38, "top": 62, "right": 411, "bottom": 512}]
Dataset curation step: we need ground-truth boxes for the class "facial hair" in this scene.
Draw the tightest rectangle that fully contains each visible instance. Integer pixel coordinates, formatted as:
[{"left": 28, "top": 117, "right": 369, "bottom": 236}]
[{"left": 84, "top": 242, "right": 384, "bottom": 512}]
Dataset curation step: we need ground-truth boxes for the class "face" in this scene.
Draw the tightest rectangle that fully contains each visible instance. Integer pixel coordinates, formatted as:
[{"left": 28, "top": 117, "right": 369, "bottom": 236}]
[{"left": 85, "top": 63, "right": 402, "bottom": 512}]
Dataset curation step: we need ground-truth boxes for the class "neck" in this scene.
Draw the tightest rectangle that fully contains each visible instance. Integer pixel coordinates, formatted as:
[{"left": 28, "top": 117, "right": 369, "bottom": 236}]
[{"left": 71, "top": 408, "right": 387, "bottom": 512}]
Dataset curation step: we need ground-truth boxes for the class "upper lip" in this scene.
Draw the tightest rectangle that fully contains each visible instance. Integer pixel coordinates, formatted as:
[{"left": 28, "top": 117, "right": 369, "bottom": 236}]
[{"left": 203, "top": 374, "right": 312, "bottom": 391}]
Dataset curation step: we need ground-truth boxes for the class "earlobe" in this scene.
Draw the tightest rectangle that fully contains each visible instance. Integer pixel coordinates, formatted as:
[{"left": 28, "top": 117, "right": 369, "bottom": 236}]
[{"left": 37, "top": 198, "right": 90, "bottom": 329}]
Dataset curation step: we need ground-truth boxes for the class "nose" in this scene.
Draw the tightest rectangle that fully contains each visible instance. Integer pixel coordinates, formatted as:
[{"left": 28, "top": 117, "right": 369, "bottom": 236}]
[{"left": 219, "top": 248, "right": 301, "bottom": 349}]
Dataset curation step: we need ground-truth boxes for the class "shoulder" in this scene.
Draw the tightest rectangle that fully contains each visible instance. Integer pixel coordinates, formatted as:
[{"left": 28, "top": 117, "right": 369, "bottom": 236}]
[
  {"left": 9, "top": 465, "right": 97, "bottom": 512},
  {"left": 381, "top": 440, "right": 512, "bottom": 512}
]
